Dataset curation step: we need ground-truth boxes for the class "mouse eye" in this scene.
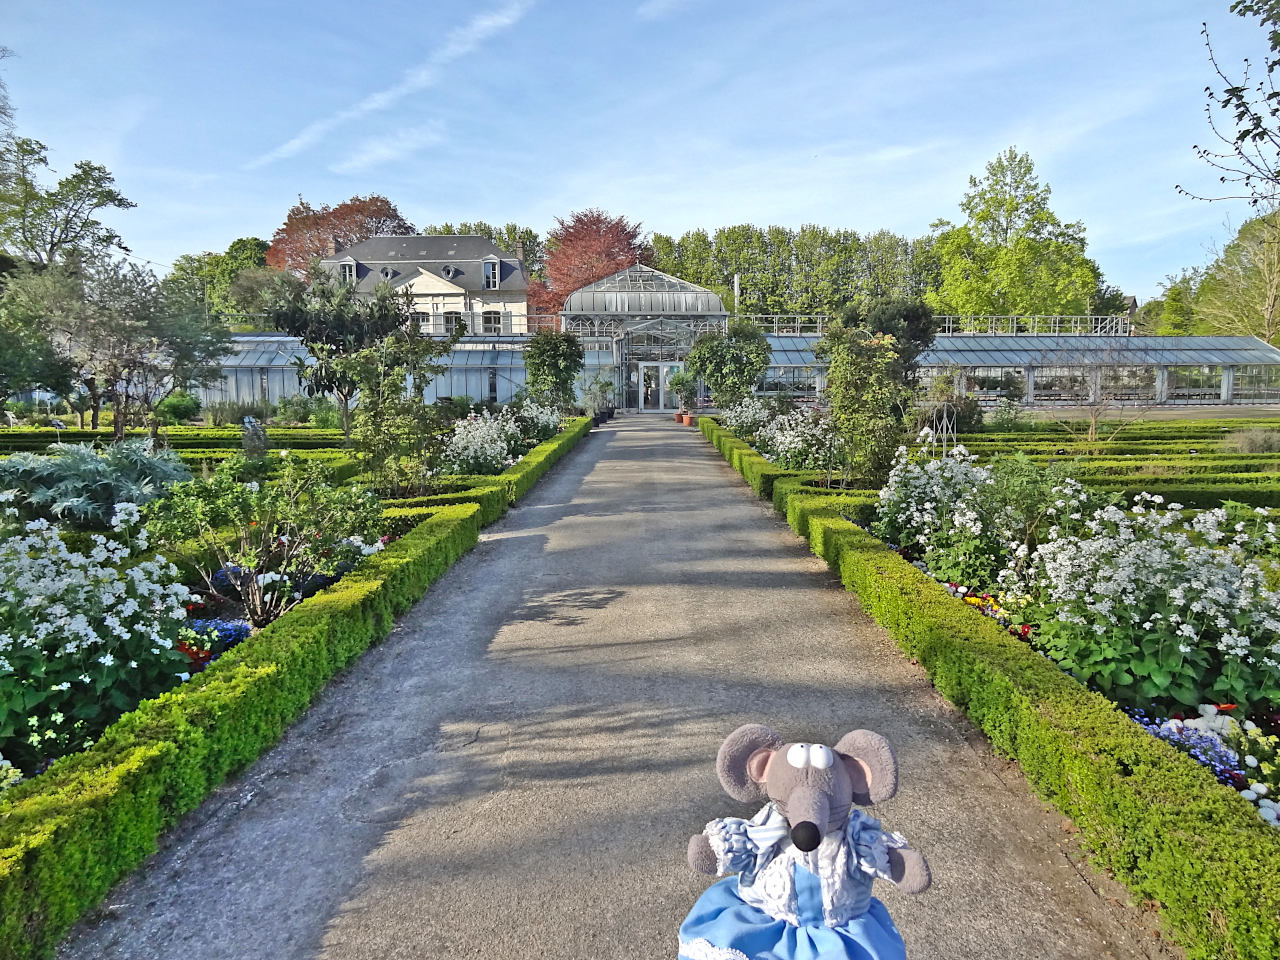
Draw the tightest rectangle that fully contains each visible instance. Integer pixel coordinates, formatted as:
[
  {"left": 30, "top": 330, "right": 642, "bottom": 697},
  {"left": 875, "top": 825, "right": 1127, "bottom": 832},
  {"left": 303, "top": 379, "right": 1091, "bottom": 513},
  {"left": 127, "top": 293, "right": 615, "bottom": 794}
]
[
  {"left": 810, "top": 745, "right": 835, "bottom": 769},
  {"left": 786, "top": 743, "right": 811, "bottom": 768}
]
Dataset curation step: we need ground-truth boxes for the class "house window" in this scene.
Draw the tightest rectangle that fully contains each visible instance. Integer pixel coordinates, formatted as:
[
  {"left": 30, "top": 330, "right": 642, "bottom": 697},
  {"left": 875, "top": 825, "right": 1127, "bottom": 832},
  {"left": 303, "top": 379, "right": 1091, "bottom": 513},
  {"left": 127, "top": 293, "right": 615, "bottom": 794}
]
[
  {"left": 340, "top": 263, "right": 355, "bottom": 283},
  {"left": 483, "top": 260, "right": 499, "bottom": 290},
  {"left": 482, "top": 310, "right": 501, "bottom": 335},
  {"left": 488, "top": 367, "right": 498, "bottom": 403},
  {"left": 444, "top": 311, "right": 464, "bottom": 335}
]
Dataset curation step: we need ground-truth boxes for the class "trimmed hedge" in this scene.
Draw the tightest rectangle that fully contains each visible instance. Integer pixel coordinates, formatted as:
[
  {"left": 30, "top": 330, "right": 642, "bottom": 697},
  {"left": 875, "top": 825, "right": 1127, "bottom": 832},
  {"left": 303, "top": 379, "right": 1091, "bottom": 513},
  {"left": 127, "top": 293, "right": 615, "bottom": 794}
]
[
  {"left": 0, "top": 428, "right": 345, "bottom": 453},
  {"left": 0, "top": 504, "right": 481, "bottom": 960},
  {"left": 699, "top": 417, "right": 1280, "bottom": 960},
  {"left": 488, "top": 416, "right": 592, "bottom": 504},
  {"left": 0, "top": 417, "right": 593, "bottom": 960},
  {"left": 384, "top": 483, "right": 508, "bottom": 528}
]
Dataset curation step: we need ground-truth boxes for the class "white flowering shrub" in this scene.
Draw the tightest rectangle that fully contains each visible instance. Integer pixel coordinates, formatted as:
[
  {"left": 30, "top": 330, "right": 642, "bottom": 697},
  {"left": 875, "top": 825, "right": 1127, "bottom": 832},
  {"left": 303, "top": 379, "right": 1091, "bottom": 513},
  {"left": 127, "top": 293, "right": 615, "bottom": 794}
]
[
  {"left": 875, "top": 446, "right": 1097, "bottom": 588},
  {"left": 721, "top": 396, "right": 772, "bottom": 438},
  {"left": 0, "top": 500, "right": 193, "bottom": 781},
  {"left": 514, "top": 398, "right": 562, "bottom": 443},
  {"left": 438, "top": 399, "right": 562, "bottom": 476},
  {"left": 438, "top": 407, "right": 525, "bottom": 475},
  {"left": 1003, "top": 494, "right": 1280, "bottom": 711},
  {"left": 753, "top": 408, "right": 848, "bottom": 470}
]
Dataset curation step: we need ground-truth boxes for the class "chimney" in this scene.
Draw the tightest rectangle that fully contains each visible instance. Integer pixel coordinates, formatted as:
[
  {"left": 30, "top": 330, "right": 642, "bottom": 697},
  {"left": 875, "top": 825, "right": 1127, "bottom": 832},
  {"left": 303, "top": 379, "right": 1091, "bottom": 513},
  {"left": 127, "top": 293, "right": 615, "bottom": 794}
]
[
  {"left": 323, "top": 238, "right": 337, "bottom": 257},
  {"left": 513, "top": 238, "right": 526, "bottom": 264}
]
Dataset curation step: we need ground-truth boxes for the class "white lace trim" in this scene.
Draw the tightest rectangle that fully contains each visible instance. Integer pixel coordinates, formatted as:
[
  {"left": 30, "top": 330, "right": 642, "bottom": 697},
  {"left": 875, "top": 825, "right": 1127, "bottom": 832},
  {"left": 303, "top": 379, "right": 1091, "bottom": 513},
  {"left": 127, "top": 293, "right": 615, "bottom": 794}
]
[{"left": 679, "top": 938, "right": 750, "bottom": 960}]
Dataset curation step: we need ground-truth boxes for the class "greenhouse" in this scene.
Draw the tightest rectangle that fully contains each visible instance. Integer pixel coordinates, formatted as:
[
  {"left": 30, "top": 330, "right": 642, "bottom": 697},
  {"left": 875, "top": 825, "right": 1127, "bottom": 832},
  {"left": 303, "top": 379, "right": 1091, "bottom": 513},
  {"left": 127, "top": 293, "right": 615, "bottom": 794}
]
[{"left": 918, "top": 334, "right": 1280, "bottom": 405}]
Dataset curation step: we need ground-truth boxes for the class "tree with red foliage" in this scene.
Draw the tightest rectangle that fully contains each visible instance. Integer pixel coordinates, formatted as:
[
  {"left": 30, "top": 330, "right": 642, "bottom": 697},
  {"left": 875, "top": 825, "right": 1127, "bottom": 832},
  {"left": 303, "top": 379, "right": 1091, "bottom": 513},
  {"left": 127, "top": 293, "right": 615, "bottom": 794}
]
[
  {"left": 529, "top": 208, "right": 649, "bottom": 314},
  {"left": 265, "top": 194, "right": 416, "bottom": 274}
]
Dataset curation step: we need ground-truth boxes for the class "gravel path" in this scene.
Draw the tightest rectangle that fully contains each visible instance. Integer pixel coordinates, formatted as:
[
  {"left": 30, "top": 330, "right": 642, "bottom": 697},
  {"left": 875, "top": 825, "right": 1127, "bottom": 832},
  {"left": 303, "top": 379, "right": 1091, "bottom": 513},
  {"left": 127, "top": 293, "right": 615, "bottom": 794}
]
[{"left": 58, "top": 417, "right": 1179, "bottom": 960}]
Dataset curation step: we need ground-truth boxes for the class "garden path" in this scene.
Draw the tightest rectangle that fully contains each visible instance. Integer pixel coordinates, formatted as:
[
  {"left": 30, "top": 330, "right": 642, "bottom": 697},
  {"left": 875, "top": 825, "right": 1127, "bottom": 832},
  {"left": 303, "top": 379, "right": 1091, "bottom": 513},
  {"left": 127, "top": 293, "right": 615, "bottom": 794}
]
[{"left": 58, "top": 418, "right": 1178, "bottom": 960}]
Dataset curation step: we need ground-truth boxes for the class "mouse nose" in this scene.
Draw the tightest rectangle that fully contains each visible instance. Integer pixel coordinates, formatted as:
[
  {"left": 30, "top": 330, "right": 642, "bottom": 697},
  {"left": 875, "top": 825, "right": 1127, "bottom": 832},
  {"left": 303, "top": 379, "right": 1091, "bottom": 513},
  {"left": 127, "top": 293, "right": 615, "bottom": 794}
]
[{"left": 791, "top": 821, "right": 821, "bottom": 852}]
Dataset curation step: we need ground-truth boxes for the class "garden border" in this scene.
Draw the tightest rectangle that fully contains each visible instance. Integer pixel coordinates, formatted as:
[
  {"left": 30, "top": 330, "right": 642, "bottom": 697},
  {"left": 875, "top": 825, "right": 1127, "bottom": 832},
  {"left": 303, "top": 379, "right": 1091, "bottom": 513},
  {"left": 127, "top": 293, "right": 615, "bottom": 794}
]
[
  {"left": 0, "top": 418, "right": 593, "bottom": 960},
  {"left": 698, "top": 415, "right": 1280, "bottom": 960}
]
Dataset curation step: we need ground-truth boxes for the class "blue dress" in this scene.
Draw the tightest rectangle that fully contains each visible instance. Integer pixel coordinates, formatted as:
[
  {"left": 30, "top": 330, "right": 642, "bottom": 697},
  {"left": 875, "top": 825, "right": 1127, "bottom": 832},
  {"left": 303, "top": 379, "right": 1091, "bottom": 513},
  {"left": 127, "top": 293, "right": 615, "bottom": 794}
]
[{"left": 679, "top": 804, "right": 909, "bottom": 960}]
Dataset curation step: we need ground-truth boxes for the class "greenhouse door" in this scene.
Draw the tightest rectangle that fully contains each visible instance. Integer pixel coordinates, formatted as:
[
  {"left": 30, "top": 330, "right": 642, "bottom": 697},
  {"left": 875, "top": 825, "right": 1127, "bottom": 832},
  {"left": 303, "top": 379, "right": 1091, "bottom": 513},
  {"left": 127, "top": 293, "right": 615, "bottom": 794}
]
[{"left": 636, "top": 362, "right": 683, "bottom": 412}]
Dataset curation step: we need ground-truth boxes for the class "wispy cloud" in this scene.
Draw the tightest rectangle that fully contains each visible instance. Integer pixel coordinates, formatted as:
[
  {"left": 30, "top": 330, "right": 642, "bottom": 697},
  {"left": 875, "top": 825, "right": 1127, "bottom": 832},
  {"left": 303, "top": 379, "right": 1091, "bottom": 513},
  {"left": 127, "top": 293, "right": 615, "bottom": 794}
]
[
  {"left": 329, "top": 123, "right": 446, "bottom": 175},
  {"left": 245, "top": 0, "right": 532, "bottom": 170}
]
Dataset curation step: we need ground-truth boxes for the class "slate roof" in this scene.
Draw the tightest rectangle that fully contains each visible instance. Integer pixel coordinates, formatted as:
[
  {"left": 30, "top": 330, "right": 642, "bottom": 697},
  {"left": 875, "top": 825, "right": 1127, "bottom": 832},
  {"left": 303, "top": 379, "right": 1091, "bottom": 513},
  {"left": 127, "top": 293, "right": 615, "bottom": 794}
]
[{"left": 319, "top": 235, "right": 528, "bottom": 294}]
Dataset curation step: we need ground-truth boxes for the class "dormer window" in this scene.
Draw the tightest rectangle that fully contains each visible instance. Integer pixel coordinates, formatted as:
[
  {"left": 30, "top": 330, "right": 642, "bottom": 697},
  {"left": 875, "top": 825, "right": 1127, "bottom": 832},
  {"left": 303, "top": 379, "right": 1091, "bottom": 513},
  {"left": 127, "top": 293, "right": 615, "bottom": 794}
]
[
  {"left": 339, "top": 263, "right": 355, "bottom": 283},
  {"left": 483, "top": 260, "right": 499, "bottom": 290}
]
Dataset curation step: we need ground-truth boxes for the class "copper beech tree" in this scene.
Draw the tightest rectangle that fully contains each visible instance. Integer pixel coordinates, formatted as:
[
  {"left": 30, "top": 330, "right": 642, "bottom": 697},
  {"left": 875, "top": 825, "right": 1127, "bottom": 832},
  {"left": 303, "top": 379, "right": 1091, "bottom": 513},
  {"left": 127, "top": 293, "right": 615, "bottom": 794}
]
[
  {"left": 528, "top": 208, "right": 650, "bottom": 314},
  {"left": 265, "top": 194, "right": 416, "bottom": 273}
]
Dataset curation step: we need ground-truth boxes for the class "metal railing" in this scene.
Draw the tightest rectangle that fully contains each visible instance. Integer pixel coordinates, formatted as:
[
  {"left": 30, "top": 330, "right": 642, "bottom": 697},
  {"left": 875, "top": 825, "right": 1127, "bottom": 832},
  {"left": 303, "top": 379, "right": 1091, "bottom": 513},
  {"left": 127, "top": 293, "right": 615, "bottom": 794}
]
[
  {"left": 413, "top": 312, "right": 529, "bottom": 337},
  {"left": 734, "top": 315, "right": 827, "bottom": 335},
  {"left": 935, "top": 315, "right": 1131, "bottom": 336}
]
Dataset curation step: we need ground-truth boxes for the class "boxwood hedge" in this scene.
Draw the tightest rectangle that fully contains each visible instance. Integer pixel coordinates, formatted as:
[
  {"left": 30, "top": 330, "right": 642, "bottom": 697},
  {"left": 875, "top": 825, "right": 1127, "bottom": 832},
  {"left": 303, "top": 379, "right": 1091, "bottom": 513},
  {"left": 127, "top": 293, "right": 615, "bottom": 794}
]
[
  {"left": 698, "top": 415, "right": 1280, "bottom": 960},
  {"left": 0, "top": 418, "right": 593, "bottom": 960}
]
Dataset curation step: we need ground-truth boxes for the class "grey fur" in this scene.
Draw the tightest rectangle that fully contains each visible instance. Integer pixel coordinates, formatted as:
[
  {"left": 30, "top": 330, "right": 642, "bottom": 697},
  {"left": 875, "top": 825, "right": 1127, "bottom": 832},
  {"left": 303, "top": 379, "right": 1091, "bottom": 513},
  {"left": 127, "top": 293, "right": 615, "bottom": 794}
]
[
  {"left": 833, "top": 729, "right": 898, "bottom": 805},
  {"left": 716, "top": 723, "right": 782, "bottom": 802},
  {"left": 688, "top": 833, "right": 718, "bottom": 875}
]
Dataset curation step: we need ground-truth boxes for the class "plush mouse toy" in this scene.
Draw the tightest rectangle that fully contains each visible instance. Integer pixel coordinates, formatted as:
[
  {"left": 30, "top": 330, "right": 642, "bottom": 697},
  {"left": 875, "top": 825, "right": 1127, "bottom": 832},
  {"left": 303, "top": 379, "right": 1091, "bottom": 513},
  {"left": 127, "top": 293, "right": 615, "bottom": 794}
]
[{"left": 679, "top": 724, "right": 930, "bottom": 960}]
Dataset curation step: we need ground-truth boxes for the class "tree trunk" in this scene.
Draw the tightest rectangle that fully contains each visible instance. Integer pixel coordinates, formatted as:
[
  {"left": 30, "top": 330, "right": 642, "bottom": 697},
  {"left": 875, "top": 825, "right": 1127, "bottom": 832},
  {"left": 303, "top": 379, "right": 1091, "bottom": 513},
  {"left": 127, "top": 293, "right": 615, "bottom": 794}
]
[
  {"left": 113, "top": 394, "right": 128, "bottom": 442},
  {"left": 86, "top": 379, "right": 102, "bottom": 431},
  {"left": 339, "top": 392, "right": 352, "bottom": 438}
]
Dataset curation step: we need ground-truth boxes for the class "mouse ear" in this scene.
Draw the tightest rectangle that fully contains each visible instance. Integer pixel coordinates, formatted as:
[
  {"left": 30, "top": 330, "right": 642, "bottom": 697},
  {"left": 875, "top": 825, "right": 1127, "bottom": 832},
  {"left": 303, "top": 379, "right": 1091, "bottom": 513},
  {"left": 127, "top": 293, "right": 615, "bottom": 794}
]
[
  {"left": 716, "top": 724, "right": 782, "bottom": 802},
  {"left": 833, "top": 729, "right": 898, "bottom": 805}
]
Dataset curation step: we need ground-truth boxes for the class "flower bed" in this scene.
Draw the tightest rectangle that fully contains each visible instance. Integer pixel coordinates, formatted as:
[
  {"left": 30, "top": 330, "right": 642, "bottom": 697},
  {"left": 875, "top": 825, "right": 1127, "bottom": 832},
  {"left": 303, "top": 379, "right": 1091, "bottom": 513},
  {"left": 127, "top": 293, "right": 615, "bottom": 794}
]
[
  {"left": 698, "top": 416, "right": 1280, "bottom": 960},
  {"left": 0, "top": 420, "right": 592, "bottom": 960}
]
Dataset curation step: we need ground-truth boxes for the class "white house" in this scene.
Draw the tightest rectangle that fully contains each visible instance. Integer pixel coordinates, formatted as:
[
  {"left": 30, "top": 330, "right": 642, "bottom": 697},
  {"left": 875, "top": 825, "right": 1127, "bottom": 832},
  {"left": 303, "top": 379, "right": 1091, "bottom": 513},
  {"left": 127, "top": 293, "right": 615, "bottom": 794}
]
[{"left": 318, "top": 234, "right": 531, "bottom": 335}]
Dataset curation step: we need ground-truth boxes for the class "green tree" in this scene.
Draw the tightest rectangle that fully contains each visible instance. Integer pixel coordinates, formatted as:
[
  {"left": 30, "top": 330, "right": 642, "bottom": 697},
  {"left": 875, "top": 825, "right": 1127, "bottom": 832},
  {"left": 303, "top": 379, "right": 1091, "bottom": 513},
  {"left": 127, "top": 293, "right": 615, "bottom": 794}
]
[
  {"left": 685, "top": 321, "right": 771, "bottom": 408},
  {"left": 347, "top": 327, "right": 452, "bottom": 494},
  {"left": 263, "top": 270, "right": 421, "bottom": 436},
  {"left": 420, "top": 221, "right": 544, "bottom": 279},
  {"left": 927, "top": 148, "right": 1101, "bottom": 316},
  {"left": 522, "top": 330, "right": 585, "bottom": 407},
  {"left": 825, "top": 331, "right": 912, "bottom": 485},
  {"left": 1158, "top": 285, "right": 1195, "bottom": 336},
  {"left": 0, "top": 137, "right": 135, "bottom": 265},
  {"left": 828, "top": 298, "right": 937, "bottom": 383},
  {"left": 1196, "top": 210, "right": 1280, "bottom": 343}
]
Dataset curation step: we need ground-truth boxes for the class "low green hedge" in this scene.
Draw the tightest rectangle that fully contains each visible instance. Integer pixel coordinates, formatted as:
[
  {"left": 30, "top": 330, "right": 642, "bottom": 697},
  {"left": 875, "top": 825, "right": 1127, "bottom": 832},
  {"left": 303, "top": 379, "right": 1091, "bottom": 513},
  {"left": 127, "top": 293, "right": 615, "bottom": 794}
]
[
  {"left": 0, "top": 428, "right": 346, "bottom": 453},
  {"left": 0, "top": 415, "right": 594, "bottom": 960},
  {"left": 0, "top": 504, "right": 481, "bottom": 960},
  {"left": 701, "top": 419, "right": 1280, "bottom": 959},
  {"left": 490, "top": 416, "right": 592, "bottom": 504},
  {"left": 384, "top": 483, "right": 508, "bottom": 528}
]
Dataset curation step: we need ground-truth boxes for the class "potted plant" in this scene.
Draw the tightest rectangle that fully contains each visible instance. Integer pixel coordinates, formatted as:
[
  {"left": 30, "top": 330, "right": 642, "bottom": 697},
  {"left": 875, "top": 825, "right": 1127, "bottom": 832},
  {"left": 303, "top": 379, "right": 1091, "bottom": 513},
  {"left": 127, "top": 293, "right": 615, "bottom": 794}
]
[
  {"left": 581, "top": 375, "right": 616, "bottom": 426},
  {"left": 667, "top": 370, "right": 699, "bottom": 425}
]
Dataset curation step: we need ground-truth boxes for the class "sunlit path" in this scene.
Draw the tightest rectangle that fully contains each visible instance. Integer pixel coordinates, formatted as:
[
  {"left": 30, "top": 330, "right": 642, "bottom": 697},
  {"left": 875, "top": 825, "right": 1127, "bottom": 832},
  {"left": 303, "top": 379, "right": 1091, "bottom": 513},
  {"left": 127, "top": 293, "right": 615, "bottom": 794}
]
[{"left": 58, "top": 418, "right": 1176, "bottom": 960}]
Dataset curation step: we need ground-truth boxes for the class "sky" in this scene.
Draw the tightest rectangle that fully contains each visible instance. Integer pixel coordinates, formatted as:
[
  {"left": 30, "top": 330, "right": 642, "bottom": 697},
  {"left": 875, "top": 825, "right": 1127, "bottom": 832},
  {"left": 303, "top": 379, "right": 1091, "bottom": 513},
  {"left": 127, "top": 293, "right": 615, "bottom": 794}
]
[{"left": 2, "top": 0, "right": 1272, "bottom": 302}]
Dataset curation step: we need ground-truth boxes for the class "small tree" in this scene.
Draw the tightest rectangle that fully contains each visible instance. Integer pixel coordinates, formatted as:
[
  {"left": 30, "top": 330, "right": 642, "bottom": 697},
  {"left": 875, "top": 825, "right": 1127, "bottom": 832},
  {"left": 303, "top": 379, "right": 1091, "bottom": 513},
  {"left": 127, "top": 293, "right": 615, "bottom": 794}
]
[
  {"left": 348, "top": 327, "right": 452, "bottom": 494},
  {"left": 262, "top": 268, "right": 415, "bottom": 435},
  {"left": 825, "top": 331, "right": 913, "bottom": 485},
  {"left": 523, "top": 330, "right": 584, "bottom": 407},
  {"left": 1157, "top": 285, "right": 1195, "bottom": 336},
  {"left": 685, "top": 322, "right": 771, "bottom": 408}
]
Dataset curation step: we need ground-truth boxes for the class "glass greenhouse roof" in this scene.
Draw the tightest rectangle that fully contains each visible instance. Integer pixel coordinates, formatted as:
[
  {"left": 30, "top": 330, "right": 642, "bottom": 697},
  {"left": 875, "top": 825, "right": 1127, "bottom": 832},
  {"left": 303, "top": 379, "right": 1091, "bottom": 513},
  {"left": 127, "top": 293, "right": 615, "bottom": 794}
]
[
  {"left": 766, "top": 335, "right": 820, "bottom": 367},
  {"left": 920, "top": 335, "right": 1280, "bottom": 367},
  {"left": 221, "top": 336, "right": 309, "bottom": 369},
  {"left": 561, "top": 264, "right": 727, "bottom": 317}
]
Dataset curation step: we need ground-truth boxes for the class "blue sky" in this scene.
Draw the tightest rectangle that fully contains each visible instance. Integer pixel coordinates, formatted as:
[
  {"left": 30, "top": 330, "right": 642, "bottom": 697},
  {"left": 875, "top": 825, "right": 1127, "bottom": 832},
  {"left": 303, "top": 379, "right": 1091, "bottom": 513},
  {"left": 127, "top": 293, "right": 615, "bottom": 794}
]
[{"left": 3, "top": 0, "right": 1270, "bottom": 301}]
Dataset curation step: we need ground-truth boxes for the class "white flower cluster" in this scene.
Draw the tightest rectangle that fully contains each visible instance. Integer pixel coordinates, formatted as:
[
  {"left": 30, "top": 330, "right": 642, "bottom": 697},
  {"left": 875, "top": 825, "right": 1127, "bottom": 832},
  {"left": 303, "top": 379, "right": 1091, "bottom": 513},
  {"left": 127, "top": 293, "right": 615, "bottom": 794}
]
[
  {"left": 722, "top": 396, "right": 772, "bottom": 438},
  {"left": 1006, "top": 495, "right": 1280, "bottom": 676},
  {"left": 754, "top": 408, "right": 847, "bottom": 470},
  {"left": 0, "top": 751, "right": 20, "bottom": 791},
  {"left": 0, "top": 503, "right": 195, "bottom": 779},
  {"left": 517, "top": 398, "right": 562, "bottom": 441},
  {"left": 876, "top": 445, "right": 993, "bottom": 548},
  {"left": 439, "top": 400, "right": 561, "bottom": 476}
]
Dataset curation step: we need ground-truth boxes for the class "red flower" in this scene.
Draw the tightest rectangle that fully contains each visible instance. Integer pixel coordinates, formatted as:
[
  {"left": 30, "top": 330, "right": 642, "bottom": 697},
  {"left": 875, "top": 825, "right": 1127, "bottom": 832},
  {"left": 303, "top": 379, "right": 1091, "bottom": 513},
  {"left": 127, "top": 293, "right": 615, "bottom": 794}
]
[{"left": 1216, "top": 703, "right": 1237, "bottom": 711}]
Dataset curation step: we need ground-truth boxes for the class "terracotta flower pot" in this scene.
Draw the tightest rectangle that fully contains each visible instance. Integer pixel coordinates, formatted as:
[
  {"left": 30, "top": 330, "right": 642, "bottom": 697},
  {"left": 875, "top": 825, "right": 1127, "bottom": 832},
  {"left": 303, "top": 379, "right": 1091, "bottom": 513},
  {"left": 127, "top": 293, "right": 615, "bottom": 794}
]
[{"left": 683, "top": 413, "right": 696, "bottom": 425}]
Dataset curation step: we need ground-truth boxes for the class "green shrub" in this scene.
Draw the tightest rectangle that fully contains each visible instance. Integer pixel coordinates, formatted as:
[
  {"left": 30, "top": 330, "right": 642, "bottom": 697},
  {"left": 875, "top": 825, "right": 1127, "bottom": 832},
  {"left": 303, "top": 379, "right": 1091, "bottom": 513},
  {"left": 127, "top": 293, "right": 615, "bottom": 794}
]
[
  {"left": 154, "top": 391, "right": 201, "bottom": 425},
  {"left": 702, "top": 418, "right": 1280, "bottom": 959},
  {"left": 0, "top": 440, "right": 191, "bottom": 529}
]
